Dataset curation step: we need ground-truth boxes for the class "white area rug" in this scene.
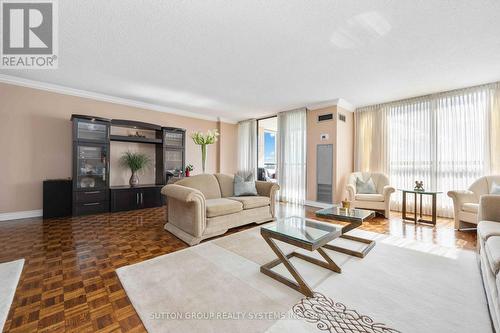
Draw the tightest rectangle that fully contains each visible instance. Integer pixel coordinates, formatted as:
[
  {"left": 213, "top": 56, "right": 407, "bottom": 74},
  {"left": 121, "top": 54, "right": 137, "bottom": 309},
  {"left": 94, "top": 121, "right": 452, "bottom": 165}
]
[
  {"left": 0, "top": 259, "right": 24, "bottom": 331},
  {"left": 117, "top": 225, "right": 492, "bottom": 333}
]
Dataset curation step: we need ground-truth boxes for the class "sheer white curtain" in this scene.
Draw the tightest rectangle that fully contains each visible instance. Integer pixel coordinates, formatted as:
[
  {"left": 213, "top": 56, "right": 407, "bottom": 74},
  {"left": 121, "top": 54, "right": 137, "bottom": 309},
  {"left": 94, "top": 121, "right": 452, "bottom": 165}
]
[
  {"left": 355, "top": 82, "right": 499, "bottom": 217},
  {"left": 490, "top": 82, "right": 500, "bottom": 174},
  {"left": 277, "top": 108, "right": 307, "bottom": 204},
  {"left": 354, "top": 104, "right": 389, "bottom": 173},
  {"left": 237, "top": 119, "right": 257, "bottom": 179}
]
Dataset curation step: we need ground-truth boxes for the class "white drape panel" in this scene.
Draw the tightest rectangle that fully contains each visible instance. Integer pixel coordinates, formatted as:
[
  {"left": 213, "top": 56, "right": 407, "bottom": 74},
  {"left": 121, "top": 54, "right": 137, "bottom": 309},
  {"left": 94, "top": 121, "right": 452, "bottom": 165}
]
[
  {"left": 354, "top": 105, "right": 389, "bottom": 173},
  {"left": 277, "top": 108, "right": 307, "bottom": 204},
  {"left": 491, "top": 83, "right": 500, "bottom": 174},
  {"left": 237, "top": 119, "right": 257, "bottom": 179},
  {"left": 355, "top": 82, "right": 499, "bottom": 217}
]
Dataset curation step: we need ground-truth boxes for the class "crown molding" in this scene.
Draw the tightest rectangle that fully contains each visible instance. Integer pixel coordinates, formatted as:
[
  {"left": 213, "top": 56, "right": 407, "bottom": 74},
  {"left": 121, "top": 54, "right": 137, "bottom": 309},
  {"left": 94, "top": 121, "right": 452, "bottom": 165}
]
[
  {"left": 0, "top": 74, "right": 238, "bottom": 124},
  {"left": 307, "top": 98, "right": 355, "bottom": 112}
]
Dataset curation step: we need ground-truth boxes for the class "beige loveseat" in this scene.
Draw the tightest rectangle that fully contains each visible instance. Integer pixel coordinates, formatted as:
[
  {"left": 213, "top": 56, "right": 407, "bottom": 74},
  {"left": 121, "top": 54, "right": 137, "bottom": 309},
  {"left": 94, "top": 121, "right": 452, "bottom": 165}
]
[
  {"left": 161, "top": 173, "right": 279, "bottom": 246},
  {"left": 448, "top": 175, "right": 500, "bottom": 230},
  {"left": 477, "top": 195, "right": 500, "bottom": 332}
]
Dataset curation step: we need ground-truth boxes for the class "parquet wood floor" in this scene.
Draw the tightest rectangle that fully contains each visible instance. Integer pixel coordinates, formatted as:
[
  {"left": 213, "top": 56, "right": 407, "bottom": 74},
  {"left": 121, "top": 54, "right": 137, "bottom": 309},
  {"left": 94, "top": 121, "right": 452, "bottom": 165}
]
[{"left": 0, "top": 204, "right": 476, "bottom": 332}]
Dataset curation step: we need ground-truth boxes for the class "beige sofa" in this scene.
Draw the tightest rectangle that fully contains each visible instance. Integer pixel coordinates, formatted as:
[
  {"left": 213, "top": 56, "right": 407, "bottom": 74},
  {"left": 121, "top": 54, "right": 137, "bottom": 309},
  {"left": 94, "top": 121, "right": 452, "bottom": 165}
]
[
  {"left": 346, "top": 172, "right": 395, "bottom": 218},
  {"left": 448, "top": 175, "right": 500, "bottom": 230},
  {"left": 477, "top": 195, "right": 500, "bottom": 332},
  {"left": 161, "top": 173, "right": 279, "bottom": 246}
]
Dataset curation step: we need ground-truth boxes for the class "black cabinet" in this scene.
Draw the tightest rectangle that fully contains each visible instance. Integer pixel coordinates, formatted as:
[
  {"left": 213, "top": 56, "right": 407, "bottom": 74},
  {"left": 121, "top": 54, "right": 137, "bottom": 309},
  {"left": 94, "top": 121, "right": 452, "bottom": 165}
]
[
  {"left": 43, "top": 179, "right": 72, "bottom": 218},
  {"left": 110, "top": 185, "right": 163, "bottom": 212}
]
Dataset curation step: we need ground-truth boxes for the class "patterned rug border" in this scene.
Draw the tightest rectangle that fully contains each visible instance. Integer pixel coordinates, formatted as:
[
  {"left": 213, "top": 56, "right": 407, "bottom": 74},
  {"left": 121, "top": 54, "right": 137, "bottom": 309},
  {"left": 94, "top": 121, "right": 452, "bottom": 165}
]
[{"left": 293, "top": 292, "right": 401, "bottom": 333}]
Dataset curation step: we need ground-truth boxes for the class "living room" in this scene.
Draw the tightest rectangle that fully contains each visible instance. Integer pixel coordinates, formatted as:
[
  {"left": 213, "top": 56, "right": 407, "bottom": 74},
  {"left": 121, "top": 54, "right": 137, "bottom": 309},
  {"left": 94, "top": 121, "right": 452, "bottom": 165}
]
[{"left": 0, "top": 1, "right": 499, "bottom": 332}]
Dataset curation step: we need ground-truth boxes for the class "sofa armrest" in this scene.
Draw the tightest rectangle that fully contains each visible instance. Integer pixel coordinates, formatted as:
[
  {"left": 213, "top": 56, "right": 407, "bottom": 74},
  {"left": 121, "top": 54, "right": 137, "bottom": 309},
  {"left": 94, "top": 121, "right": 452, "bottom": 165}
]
[
  {"left": 255, "top": 181, "right": 280, "bottom": 197},
  {"left": 447, "top": 190, "right": 478, "bottom": 207},
  {"left": 255, "top": 181, "right": 280, "bottom": 217},
  {"left": 161, "top": 184, "right": 206, "bottom": 238},
  {"left": 346, "top": 184, "right": 356, "bottom": 201},
  {"left": 382, "top": 185, "right": 395, "bottom": 200},
  {"left": 478, "top": 195, "right": 500, "bottom": 222},
  {"left": 161, "top": 184, "right": 205, "bottom": 203}
]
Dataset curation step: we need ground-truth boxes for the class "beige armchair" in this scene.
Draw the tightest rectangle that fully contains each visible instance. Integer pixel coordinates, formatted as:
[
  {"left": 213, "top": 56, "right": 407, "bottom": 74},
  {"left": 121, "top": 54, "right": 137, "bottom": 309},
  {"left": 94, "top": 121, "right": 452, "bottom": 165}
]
[
  {"left": 161, "top": 173, "right": 279, "bottom": 246},
  {"left": 447, "top": 175, "right": 500, "bottom": 230},
  {"left": 346, "top": 172, "right": 395, "bottom": 218}
]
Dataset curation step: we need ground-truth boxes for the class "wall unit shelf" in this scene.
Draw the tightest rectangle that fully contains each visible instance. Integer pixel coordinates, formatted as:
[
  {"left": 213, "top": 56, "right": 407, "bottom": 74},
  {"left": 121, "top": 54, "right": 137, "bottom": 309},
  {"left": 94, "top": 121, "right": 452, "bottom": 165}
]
[{"left": 109, "top": 135, "right": 162, "bottom": 144}]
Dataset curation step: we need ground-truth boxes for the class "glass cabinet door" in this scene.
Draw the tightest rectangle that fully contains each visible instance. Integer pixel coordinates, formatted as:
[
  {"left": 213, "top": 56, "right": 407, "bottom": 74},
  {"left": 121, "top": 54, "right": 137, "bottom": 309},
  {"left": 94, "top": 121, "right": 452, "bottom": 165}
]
[
  {"left": 76, "top": 145, "right": 108, "bottom": 189},
  {"left": 164, "top": 131, "right": 184, "bottom": 147},
  {"left": 77, "top": 121, "right": 108, "bottom": 142},
  {"left": 165, "top": 149, "right": 184, "bottom": 176}
]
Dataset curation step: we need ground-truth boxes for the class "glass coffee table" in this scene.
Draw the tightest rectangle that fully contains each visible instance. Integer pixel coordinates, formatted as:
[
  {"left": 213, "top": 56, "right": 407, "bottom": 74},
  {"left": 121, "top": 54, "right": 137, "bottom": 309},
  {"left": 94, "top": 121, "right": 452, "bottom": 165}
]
[
  {"left": 260, "top": 217, "right": 343, "bottom": 297},
  {"left": 315, "top": 205, "right": 376, "bottom": 258}
]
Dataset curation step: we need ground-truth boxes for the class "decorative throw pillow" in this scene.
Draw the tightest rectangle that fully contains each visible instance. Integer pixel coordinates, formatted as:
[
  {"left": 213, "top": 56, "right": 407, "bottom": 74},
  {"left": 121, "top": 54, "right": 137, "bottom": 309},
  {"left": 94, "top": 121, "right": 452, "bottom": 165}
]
[
  {"left": 491, "top": 182, "right": 500, "bottom": 194},
  {"left": 356, "top": 177, "right": 377, "bottom": 194},
  {"left": 234, "top": 174, "right": 258, "bottom": 196}
]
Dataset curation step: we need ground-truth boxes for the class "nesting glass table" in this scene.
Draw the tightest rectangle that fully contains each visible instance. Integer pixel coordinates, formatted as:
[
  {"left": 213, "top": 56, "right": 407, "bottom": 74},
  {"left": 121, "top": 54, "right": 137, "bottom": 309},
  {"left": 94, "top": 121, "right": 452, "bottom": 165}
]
[{"left": 260, "top": 207, "right": 376, "bottom": 297}]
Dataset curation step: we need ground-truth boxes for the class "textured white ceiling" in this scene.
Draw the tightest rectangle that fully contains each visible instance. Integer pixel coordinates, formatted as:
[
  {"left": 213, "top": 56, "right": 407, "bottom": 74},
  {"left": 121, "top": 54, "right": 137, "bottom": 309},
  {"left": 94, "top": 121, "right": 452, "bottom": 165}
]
[{"left": 2, "top": 0, "right": 500, "bottom": 122}]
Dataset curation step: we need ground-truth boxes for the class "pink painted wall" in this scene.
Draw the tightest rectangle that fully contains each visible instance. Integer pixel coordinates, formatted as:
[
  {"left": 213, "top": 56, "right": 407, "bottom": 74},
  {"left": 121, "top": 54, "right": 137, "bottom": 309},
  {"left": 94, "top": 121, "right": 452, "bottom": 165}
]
[{"left": 0, "top": 82, "right": 237, "bottom": 213}]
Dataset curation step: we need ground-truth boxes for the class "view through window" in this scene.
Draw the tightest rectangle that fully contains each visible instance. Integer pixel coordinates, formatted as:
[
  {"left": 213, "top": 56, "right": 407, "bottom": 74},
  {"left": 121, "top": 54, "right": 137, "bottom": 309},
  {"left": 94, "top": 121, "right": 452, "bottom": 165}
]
[{"left": 257, "top": 117, "right": 277, "bottom": 182}]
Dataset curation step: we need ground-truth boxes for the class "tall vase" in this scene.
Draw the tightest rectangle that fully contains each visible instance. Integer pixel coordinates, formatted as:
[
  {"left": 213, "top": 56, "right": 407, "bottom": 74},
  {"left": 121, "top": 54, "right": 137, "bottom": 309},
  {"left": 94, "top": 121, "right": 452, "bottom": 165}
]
[
  {"left": 201, "top": 144, "right": 207, "bottom": 173},
  {"left": 129, "top": 171, "right": 139, "bottom": 187}
]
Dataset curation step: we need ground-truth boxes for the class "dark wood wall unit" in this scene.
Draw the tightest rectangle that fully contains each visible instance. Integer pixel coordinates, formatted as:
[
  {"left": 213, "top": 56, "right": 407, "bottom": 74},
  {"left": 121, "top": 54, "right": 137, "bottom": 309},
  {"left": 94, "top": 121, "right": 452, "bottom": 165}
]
[
  {"left": 109, "top": 135, "right": 162, "bottom": 144},
  {"left": 109, "top": 185, "right": 163, "bottom": 212},
  {"left": 71, "top": 114, "right": 111, "bottom": 122},
  {"left": 163, "top": 127, "right": 186, "bottom": 180},
  {"left": 70, "top": 115, "right": 185, "bottom": 216},
  {"left": 72, "top": 116, "right": 111, "bottom": 216},
  {"left": 110, "top": 119, "right": 162, "bottom": 131},
  {"left": 155, "top": 141, "right": 165, "bottom": 184}
]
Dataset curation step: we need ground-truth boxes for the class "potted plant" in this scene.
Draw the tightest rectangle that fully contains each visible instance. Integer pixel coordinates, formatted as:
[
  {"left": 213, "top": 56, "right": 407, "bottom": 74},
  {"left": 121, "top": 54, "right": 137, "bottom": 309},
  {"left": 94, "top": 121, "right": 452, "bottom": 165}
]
[
  {"left": 191, "top": 129, "right": 219, "bottom": 173},
  {"left": 120, "top": 151, "right": 151, "bottom": 187},
  {"left": 185, "top": 164, "right": 194, "bottom": 177}
]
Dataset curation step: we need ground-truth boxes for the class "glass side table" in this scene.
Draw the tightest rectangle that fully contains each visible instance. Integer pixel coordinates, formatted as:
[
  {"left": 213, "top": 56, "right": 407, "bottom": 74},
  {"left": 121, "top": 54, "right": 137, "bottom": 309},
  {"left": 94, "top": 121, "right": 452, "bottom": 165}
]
[{"left": 399, "top": 189, "right": 442, "bottom": 225}]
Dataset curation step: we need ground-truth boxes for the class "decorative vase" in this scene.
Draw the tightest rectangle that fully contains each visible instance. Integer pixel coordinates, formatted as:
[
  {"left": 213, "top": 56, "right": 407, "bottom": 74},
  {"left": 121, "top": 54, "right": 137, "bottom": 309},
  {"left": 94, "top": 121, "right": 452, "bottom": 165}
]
[
  {"left": 129, "top": 171, "right": 139, "bottom": 187},
  {"left": 201, "top": 144, "right": 207, "bottom": 173},
  {"left": 185, "top": 168, "right": 190, "bottom": 177}
]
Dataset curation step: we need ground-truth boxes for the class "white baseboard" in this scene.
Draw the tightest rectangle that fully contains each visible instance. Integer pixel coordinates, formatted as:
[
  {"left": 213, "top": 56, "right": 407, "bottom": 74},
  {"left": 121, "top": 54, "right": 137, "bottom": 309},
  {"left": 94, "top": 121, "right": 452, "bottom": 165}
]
[
  {"left": 0, "top": 210, "right": 43, "bottom": 221},
  {"left": 304, "top": 200, "right": 331, "bottom": 209}
]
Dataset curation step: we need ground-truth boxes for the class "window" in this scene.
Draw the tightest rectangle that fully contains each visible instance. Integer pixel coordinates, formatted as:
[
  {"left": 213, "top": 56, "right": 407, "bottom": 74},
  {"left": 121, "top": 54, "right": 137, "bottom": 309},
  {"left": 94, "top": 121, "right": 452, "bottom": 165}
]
[
  {"left": 257, "top": 117, "right": 277, "bottom": 182},
  {"left": 387, "top": 90, "right": 490, "bottom": 216},
  {"left": 264, "top": 131, "right": 276, "bottom": 167}
]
